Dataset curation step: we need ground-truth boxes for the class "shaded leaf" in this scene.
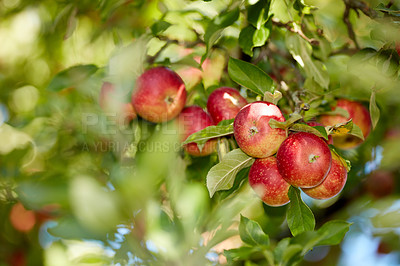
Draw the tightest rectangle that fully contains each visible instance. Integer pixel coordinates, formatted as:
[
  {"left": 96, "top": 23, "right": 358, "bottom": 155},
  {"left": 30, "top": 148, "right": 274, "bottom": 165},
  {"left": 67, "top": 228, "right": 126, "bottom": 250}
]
[
  {"left": 206, "top": 149, "right": 255, "bottom": 197},
  {"left": 286, "top": 186, "right": 315, "bottom": 236},
  {"left": 182, "top": 124, "right": 234, "bottom": 148},
  {"left": 269, "top": 113, "right": 302, "bottom": 130},
  {"left": 289, "top": 123, "right": 328, "bottom": 140}
]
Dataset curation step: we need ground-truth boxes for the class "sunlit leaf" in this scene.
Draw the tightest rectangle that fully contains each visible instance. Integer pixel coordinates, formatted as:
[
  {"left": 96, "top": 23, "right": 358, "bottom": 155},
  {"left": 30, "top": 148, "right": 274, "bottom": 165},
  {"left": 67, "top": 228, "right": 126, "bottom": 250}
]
[
  {"left": 286, "top": 33, "right": 329, "bottom": 88},
  {"left": 206, "top": 149, "right": 255, "bottom": 197}
]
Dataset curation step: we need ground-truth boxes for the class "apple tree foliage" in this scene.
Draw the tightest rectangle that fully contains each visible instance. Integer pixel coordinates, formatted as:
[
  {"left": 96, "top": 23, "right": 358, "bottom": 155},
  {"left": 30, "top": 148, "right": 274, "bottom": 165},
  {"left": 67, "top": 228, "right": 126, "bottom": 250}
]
[{"left": 1, "top": 0, "right": 400, "bottom": 265}]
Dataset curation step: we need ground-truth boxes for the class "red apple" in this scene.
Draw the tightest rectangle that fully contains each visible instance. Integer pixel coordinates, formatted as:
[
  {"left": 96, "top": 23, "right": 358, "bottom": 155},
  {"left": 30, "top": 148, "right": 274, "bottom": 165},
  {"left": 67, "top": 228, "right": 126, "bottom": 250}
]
[
  {"left": 233, "top": 101, "right": 287, "bottom": 158},
  {"left": 276, "top": 132, "right": 332, "bottom": 188},
  {"left": 306, "top": 121, "right": 333, "bottom": 145},
  {"left": 396, "top": 42, "right": 400, "bottom": 57},
  {"left": 178, "top": 106, "right": 216, "bottom": 156},
  {"left": 302, "top": 151, "right": 347, "bottom": 199},
  {"left": 9, "top": 202, "right": 36, "bottom": 232},
  {"left": 319, "top": 99, "right": 371, "bottom": 149},
  {"left": 206, "top": 87, "right": 248, "bottom": 124},
  {"left": 100, "top": 82, "right": 137, "bottom": 124},
  {"left": 132, "top": 67, "right": 187, "bottom": 123},
  {"left": 248, "top": 156, "right": 291, "bottom": 206},
  {"left": 364, "top": 170, "right": 395, "bottom": 199}
]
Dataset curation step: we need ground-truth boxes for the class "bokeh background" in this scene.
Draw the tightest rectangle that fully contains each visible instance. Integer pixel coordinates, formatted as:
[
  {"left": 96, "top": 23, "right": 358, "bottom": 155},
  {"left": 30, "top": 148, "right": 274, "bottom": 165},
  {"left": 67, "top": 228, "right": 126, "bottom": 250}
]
[{"left": 0, "top": 0, "right": 400, "bottom": 265}]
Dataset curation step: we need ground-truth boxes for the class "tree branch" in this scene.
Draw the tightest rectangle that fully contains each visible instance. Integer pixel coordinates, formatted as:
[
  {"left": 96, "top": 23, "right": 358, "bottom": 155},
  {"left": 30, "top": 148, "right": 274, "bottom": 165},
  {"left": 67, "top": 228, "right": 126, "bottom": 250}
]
[{"left": 272, "top": 18, "right": 319, "bottom": 46}]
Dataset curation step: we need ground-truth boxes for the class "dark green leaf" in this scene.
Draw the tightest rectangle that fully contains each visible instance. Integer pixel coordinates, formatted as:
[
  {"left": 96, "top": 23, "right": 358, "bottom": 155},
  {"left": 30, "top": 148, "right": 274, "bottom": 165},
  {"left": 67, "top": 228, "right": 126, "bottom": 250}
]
[
  {"left": 248, "top": 0, "right": 271, "bottom": 29},
  {"left": 47, "top": 64, "right": 98, "bottom": 92},
  {"left": 239, "top": 215, "right": 270, "bottom": 246},
  {"left": 239, "top": 26, "right": 256, "bottom": 56},
  {"left": 206, "top": 148, "right": 255, "bottom": 197},
  {"left": 228, "top": 57, "right": 274, "bottom": 95},
  {"left": 369, "top": 90, "right": 380, "bottom": 130},
  {"left": 287, "top": 186, "right": 315, "bottom": 236},
  {"left": 150, "top": 20, "right": 171, "bottom": 36}
]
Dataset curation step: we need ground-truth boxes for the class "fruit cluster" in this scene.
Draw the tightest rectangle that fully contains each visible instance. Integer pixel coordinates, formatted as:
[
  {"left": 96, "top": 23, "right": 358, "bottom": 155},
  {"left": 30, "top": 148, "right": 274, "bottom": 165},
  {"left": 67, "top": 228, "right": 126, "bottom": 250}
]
[{"left": 100, "top": 66, "right": 372, "bottom": 206}]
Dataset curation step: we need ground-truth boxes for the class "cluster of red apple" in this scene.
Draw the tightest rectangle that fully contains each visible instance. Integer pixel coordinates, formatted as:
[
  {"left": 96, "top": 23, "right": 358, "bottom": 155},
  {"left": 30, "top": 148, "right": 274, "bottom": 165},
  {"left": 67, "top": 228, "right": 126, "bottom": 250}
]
[
  {"left": 240, "top": 99, "right": 371, "bottom": 206},
  {"left": 100, "top": 66, "right": 372, "bottom": 206}
]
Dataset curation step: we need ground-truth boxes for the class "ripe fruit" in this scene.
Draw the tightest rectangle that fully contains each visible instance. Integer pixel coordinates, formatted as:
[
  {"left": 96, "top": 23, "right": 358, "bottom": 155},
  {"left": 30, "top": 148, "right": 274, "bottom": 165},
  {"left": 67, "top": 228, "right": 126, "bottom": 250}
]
[
  {"left": 319, "top": 99, "right": 371, "bottom": 149},
  {"left": 178, "top": 106, "right": 216, "bottom": 156},
  {"left": 100, "top": 82, "right": 137, "bottom": 123},
  {"left": 132, "top": 67, "right": 187, "bottom": 123},
  {"left": 233, "top": 101, "right": 286, "bottom": 158},
  {"left": 302, "top": 151, "right": 347, "bottom": 199},
  {"left": 364, "top": 170, "right": 395, "bottom": 199},
  {"left": 276, "top": 132, "right": 332, "bottom": 188},
  {"left": 9, "top": 202, "right": 36, "bottom": 232},
  {"left": 248, "top": 157, "right": 291, "bottom": 206},
  {"left": 306, "top": 121, "right": 333, "bottom": 145},
  {"left": 207, "top": 87, "right": 248, "bottom": 124}
]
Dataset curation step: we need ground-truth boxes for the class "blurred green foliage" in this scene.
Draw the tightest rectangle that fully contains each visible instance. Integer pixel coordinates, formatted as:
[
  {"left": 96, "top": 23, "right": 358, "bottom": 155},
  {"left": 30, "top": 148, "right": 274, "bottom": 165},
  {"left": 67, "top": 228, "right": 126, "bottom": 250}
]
[{"left": 0, "top": 0, "right": 400, "bottom": 265}]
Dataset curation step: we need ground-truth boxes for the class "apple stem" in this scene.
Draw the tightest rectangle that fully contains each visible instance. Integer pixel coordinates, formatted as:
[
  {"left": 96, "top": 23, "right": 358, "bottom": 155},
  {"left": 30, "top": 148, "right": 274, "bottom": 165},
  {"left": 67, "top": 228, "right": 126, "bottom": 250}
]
[
  {"left": 249, "top": 126, "right": 259, "bottom": 136},
  {"left": 309, "top": 154, "right": 320, "bottom": 163}
]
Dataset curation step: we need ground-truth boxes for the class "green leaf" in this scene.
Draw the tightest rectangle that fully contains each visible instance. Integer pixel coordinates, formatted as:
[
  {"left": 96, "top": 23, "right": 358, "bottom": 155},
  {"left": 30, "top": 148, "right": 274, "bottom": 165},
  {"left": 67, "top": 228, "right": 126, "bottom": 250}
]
[
  {"left": 47, "top": 64, "right": 98, "bottom": 92},
  {"left": 122, "top": 121, "right": 141, "bottom": 159},
  {"left": 286, "top": 186, "right": 315, "bottom": 236},
  {"left": 286, "top": 33, "right": 329, "bottom": 88},
  {"left": 329, "top": 146, "right": 351, "bottom": 172},
  {"left": 182, "top": 124, "right": 234, "bottom": 150},
  {"left": 150, "top": 20, "right": 171, "bottom": 36},
  {"left": 218, "top": 118, "right": 235, "bottom": 126},
  {"left": 289, "top": 123, "right": 328, "bottom": 140},
  {"left": 239, "top": 26, "right": 256, "bottom": 56},
  {"left": 370, "top": 90, "right": 380, "bottom": 129},
  {"left": 263, "top": 90, "right": 282, "bottom": 105},
  {"left": 228, "top": 57, "right": 274, "bottom": 96},
  {"left": 269, "top": 113, "right": 302, "bottom": 130},
  {"left": 48, "top": 216, "right": 105, "bottom": 240},
  {"left": 203, "top": 7, "right": 240, "bottom": 62},
  {"left": 239, "top": 215, "right": 270, "bottom": 246},
  {"left": 206, "top": 148, "right": 255, "bottom": 197},
  {"left": 326, "top": 119, "right": 364, "bottom": 141},
  {"left": 273, "top": 238, "right": 290, "bottom": 263},
  {"left": 224, "top": 246, "right": 256, "bottom": 262},
  {"left": 316, "top": 220, "right": 352, "bottom": 246},
  {"left": 248, "top": 0, "right": 271, "bottom": 29}
]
